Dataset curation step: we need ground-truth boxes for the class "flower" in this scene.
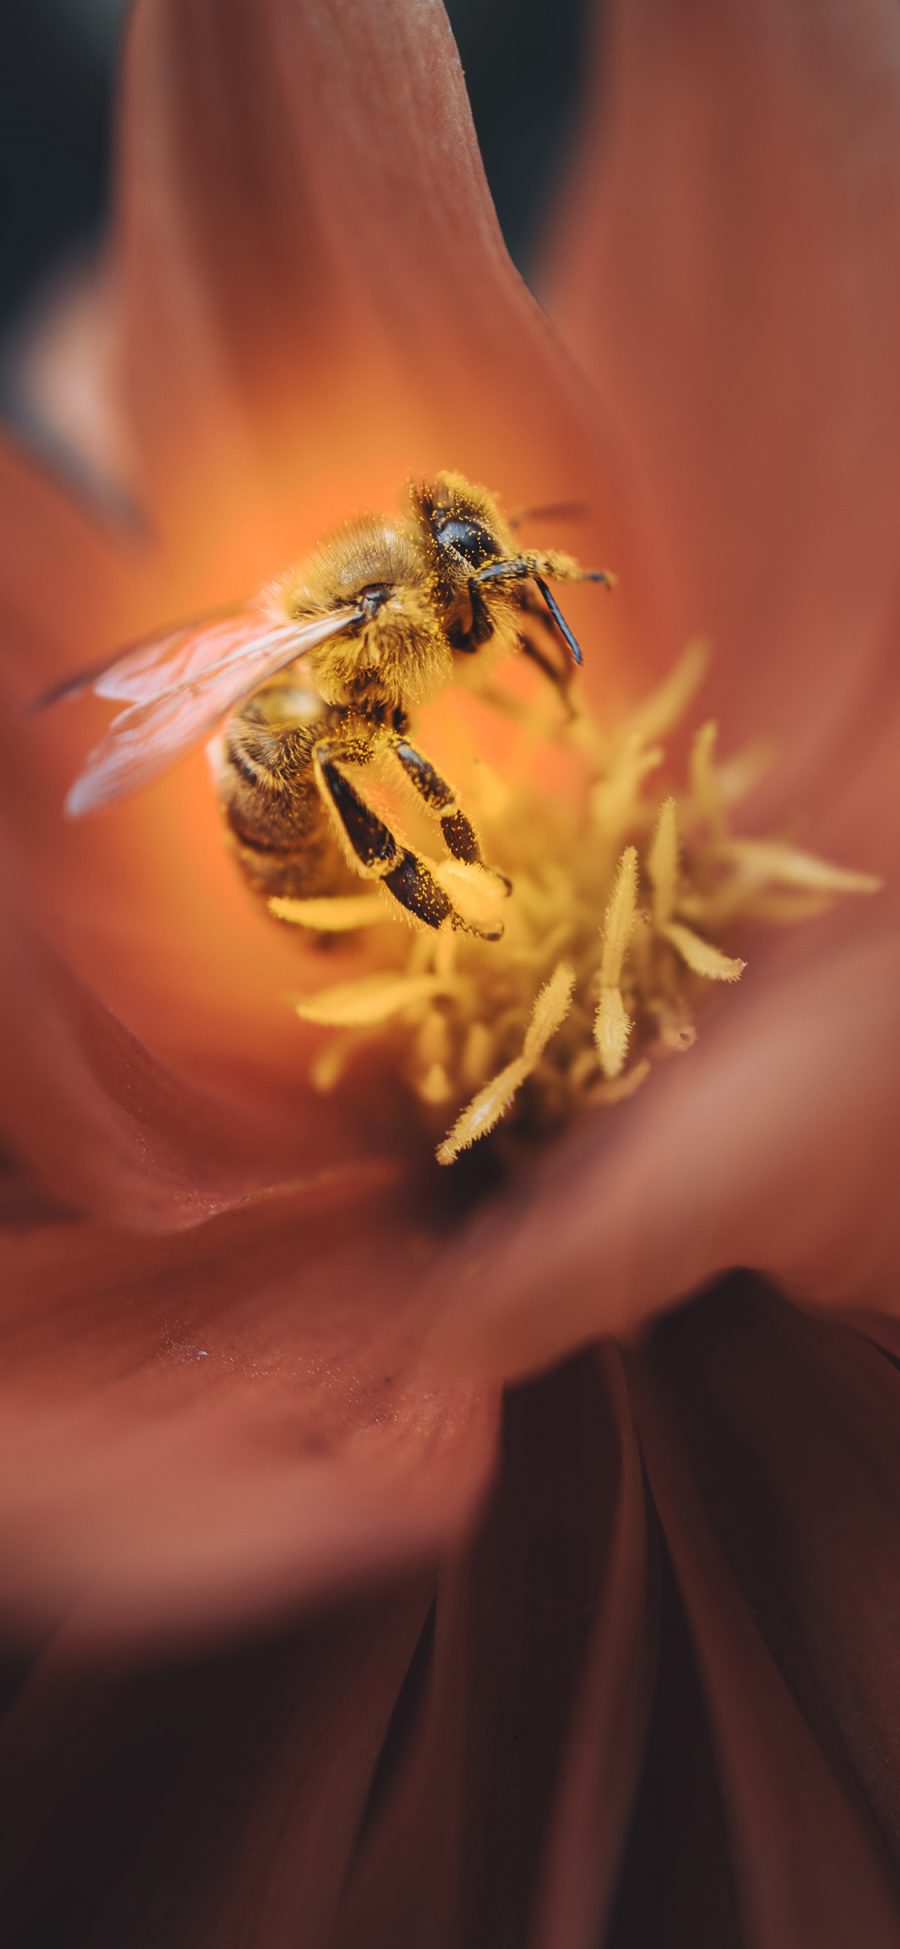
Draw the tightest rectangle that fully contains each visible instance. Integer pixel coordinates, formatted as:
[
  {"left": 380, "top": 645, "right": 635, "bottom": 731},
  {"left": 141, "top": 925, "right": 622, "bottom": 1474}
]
[{"left": 0, "top": 0, "right": 898, "bottom": 1944}]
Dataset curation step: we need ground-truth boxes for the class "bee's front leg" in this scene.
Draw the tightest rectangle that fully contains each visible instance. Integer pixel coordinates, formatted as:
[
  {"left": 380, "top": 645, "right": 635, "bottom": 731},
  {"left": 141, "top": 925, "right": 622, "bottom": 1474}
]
[{"left": 312, "top": 737, "right": 502, "bottom": 938}]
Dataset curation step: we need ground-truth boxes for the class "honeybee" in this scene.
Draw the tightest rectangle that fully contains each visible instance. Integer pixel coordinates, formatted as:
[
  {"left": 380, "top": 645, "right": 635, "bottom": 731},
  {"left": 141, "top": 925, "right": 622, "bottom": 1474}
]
[{"left": 39, "top": 473, "right": 610, "bottom": 936}]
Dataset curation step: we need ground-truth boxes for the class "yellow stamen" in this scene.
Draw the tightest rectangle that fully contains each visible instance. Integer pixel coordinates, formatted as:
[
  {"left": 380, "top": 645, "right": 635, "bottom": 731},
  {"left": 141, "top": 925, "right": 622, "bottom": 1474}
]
[
  {"left": 271, "top": 892, "right": 386, "bottom": 930},
  {"left": 280, "top": 649, "right": 879, "bottom": 1163},
  {"left": 689, "top": 721, "right": 727, "bottom": 839},
  {"left": 436, "top": 962, "right": 574, "bottom": 1164},
  {"left": 661, "top": 921, "right": 746, "bottom": 983},
  {"left": 716, "top": 838, "right": 882, "bottom": 895},
  {"left": 594, "top": 986, "right": 633, "bottom": 1080},
  {"left": 600, "top": 846, "right": 639, "bottom": 987},
  {"left": 647, "top": 798, "right": 679, "bottom": 928},
  {"left": 294, "top": 972, "right": 451, "bottom": 1026},
  {"left": 621, "top": 637, "right": 709, "bottom": 743}
]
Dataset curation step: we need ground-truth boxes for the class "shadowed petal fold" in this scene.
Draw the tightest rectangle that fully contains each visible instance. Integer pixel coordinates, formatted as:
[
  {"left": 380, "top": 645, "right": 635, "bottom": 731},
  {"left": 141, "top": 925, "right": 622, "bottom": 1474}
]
[
  {"left": 640, "top": 1281, "right": 900, "bottom": 1876},
  {"left": 337, "top": 1353, "right": 648, "bottom": 1948},
  {"left": 0, "top": 1587, "right": 431, "bottom": 1948},
  {"left": 629, "top": 1286, "right": 900, "bottom": 1945}
]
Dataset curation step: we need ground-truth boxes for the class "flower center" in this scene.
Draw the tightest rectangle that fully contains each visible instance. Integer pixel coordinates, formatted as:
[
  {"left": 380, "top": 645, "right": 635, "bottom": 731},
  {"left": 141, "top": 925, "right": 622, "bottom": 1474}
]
[{"left": 274, "top": 645, "right": 878, "bottom": 1164}]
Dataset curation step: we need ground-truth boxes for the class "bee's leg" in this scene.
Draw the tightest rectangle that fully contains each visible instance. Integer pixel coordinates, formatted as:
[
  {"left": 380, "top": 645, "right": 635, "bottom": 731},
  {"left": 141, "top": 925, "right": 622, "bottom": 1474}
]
[
  {"left": 388, "top": 735, "right": 491, "bottom": 871},
  {"left": 475, "top": 552, "right": 613, "bottom": 670},
  {"left": 477, "top": 551, "right": 614, "bottom": 589},
  {"left": 312, "top": 738, "right": 502, "bottom": 938}
]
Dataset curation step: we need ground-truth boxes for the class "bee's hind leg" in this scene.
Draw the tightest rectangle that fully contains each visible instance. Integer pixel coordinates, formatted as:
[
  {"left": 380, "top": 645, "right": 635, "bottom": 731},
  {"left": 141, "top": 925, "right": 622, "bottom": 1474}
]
[{"left": 312, "top": 738, "right": 503, "bottom": 939}]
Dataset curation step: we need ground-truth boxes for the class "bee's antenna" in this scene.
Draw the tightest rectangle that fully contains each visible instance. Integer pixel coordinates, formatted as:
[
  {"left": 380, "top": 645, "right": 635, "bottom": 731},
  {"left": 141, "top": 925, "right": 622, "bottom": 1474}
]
[
  {"left": 508, "top": 500, "right": 587, "bottom": 531},
  {"left": 532, "top": 575, "right": 584, "bottom": 667}
]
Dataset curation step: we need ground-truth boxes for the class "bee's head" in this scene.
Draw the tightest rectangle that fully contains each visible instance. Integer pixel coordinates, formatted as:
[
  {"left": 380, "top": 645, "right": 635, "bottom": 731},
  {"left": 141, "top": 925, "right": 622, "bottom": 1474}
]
[{"left": 411, "top": 472, "right": 514, "bottom": 597}]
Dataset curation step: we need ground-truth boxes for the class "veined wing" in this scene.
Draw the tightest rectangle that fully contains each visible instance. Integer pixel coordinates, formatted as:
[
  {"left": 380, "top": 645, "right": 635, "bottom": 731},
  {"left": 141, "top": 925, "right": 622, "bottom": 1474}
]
[{"left": 62, "top": 605, "right": 363, "bottom": 817}]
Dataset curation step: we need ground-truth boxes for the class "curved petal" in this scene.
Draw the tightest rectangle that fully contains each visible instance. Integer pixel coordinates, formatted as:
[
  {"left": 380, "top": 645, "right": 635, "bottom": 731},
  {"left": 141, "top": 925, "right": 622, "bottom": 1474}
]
[
  {"left": 336, "top": 1351, "right": 646, "bottom": 1947},
  {"left": 641, "top": 1279, "right": 900, "bottom": 1873},
  {"left": 0, "top": 857, "right": 406, "bottom": 1229},
  {"left": 630, "top": 1297, "right": 900, "bottom": 1944},
  {"left": 0, "top": 1183, "right": 497, "bottom": 1644},
  {"left": 0, "top": 1587, "right": 430, "bottom": 1947},
  {"left": 425, "top": 899, "right": 900, "bottom": 1380},
  {"left": 115, "top": 0, "right": 630, "bottom": 591},
  {"left": 546, "top": 0, "right": 900, "bottom": 830}
]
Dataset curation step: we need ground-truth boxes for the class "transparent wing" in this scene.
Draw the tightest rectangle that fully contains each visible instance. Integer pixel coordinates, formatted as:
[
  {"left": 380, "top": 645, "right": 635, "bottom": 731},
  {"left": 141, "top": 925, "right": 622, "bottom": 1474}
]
[
  {"left": 32, "top": 605, "right": 268, "bottom": 711},
  {"left": 60, "top": 605, "right": 363, "bottom": 818}
]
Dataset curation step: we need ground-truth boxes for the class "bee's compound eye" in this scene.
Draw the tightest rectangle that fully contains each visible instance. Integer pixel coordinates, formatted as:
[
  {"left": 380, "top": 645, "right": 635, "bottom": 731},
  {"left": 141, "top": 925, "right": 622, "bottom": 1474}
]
[
  {"left": 358, "top": 583, "right": 391, "bottom": 618},
  {"left": 434, "top": 517, "right": 499, "bottom": 568}
]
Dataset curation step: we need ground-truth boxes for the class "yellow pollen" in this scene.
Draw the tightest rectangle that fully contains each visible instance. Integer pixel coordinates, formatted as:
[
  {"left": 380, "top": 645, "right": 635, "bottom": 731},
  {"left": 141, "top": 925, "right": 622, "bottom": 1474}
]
[
  {"left": 276, "top": 645, "right": 880, "bottom": 1163},
  {"left": 647, "top": 797, "right": 678, "bottom": 927}
]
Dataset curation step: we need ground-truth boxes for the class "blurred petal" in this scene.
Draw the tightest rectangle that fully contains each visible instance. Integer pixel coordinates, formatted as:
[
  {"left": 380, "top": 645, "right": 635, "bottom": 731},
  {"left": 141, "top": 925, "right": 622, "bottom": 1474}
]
[
  {"left": 640, "top": 1280, "right": 900, "bottom": 1875},
  {"left": 7, "top": 256, "right": 133, "bottom": 502},
  {"left": 426, "top": 901, "right": 900, "bottom": 1379},
  {"left": 0, "top": 1185, "right": 497, "bottom": 1643},
  {"left": 0, "top": 1587, "right": 430, "bottom": 1947},
  {"left": 338, "top": 1352, "right": 649, "bottom": 1946},
  {"left": 547, "top": 0, "right": 900, "bottom": 834},
  {"left": 630, "top": 1288, "right": 900, "bottom": 1944}
]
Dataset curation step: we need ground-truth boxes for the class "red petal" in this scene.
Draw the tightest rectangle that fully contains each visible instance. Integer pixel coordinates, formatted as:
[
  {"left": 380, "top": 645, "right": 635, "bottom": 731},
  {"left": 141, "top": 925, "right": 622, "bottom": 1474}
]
[
  {"left": 641, "top": 1280, "right": 900, "bottom": 1875},
  {"left": 0, "top": 1185, "right": 497, "bottom": 1642},
  {"left": 337, "top": 1350, "right": 649, "bottom": 1946},
  {"left": 426, "top": 902, "right": 900, "bottom": 1377},
  {"left": 0, "top": 1586, "right": 430, "bottom": 1946},
  {"left": 0, "top": 833, "right": 415, "bottom": 1230},
  {"left": 530, "top": 1348, "right": 653, "bottom": 1949},
  {"left": 630, "top": 1287, "right": 900, "bottom": 1943},
  {"left": 547, "top": 0, "right": 900, "bottom": 831}
]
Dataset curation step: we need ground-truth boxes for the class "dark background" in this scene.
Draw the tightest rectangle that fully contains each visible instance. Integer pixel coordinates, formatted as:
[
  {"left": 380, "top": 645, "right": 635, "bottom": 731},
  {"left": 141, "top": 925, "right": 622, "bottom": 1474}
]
[{"left": 0, "top": 0, "right": 593, "bottom": 349}]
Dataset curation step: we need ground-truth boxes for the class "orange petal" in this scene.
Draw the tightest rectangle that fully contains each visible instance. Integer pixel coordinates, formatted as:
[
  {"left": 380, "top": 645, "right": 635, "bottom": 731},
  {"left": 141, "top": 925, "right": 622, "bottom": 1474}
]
[
  {"left": 115, "top": 0, "right": 627, "bottom": 593},
  {"left": 0, "top": 1182, "right": 497, "bottom": 1643},
  {"left": 547, "top": 0, "right": 900, "bottom": 835},
  {"left": 426, "top": 899, "right": 900, "bottom": 1378}
]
